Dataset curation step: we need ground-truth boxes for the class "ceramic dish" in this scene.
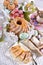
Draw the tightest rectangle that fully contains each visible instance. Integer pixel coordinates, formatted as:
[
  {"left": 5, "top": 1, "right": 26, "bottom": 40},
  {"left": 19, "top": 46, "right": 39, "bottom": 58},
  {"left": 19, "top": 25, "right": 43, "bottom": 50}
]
[{"left": 5, "top": 42, "right": 33, "bottom": 65}]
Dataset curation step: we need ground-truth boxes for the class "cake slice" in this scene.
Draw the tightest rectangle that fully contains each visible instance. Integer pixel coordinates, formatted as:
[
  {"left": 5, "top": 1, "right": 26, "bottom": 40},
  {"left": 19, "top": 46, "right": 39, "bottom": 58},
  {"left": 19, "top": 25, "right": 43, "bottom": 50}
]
[
  {"left": 10, "top": 43, "right": 32, "bottom": 63},
  {"left": 18, "top": 51, "right": 26, "bottom": 61},
  {"left": 24, "top": 51, "right": 32, "bottom": 63},
  {"left": 10, "top": 45, "right": 20, "bottom": 53},
  {"left": 14, "top": 48, "right": 23, "bottom": 57}
]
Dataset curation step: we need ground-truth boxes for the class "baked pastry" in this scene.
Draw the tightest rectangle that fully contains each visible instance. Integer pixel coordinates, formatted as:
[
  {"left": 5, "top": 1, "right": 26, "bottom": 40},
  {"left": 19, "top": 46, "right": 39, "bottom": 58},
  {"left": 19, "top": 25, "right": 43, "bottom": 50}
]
[
  {"left": 14, "top": 48, "right": 23, "bottom": 57},
  {"left": 10, "top": 45, "right": 20, "bottom": 53},
  {"left": 24, "top": 51, "right": 32, "bottom": 63},
  {"left": 19, "top": 51, "right": 26, "bottom": 61},
  {"left": 10, "top": 45, "right": 24, "bottom": 57},
  {"left": 10, "top": 45, "right": 32, "bottom": 63},
  {"left": 3, "top": 0, "right": 9, "bottom": 7},
  {"left": 19, "top": 51, "right": 32, "bottom": 63},
  {"left": 4, "top": 0, "right": 18, "bottom": 10},
  {"left": 7, "top": 17, "right": 29, "bottom": 36}
]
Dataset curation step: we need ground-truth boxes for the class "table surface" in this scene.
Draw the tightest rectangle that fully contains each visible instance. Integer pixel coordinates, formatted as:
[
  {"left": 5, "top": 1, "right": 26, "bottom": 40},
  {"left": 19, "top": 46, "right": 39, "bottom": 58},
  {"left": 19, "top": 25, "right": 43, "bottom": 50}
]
[{"left": 0, "top": 0, "right": 43, "bottom": 65}]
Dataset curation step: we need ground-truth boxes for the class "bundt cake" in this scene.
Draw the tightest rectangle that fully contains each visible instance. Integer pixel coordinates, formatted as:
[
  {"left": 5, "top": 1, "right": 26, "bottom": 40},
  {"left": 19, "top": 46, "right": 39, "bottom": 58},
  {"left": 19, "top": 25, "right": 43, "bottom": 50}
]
[
  {"left": 7, "top": 17, "right": 29, "bottom": 36},
  {"left": 4, "top": 0, "right": 18, "bottom": 10}
]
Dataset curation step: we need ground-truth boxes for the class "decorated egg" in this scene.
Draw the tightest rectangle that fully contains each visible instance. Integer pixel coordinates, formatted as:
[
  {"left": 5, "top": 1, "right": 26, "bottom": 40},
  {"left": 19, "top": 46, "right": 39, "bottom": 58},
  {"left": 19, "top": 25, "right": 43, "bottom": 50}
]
[{"left": 19, "top": 33, "right": 29, "bottom": 40}]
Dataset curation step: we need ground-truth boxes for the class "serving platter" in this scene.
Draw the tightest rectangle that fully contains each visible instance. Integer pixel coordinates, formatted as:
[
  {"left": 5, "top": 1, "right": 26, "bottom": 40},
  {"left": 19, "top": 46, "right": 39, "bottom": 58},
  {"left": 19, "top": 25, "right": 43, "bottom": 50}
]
[{"left": 5, "top": 42, "right": 33, "bottom": 65}]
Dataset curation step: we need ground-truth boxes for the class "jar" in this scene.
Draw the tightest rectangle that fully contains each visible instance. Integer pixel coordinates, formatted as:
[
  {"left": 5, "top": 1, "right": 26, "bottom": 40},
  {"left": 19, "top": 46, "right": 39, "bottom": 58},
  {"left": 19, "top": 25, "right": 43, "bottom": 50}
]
[{"left": 34, "top": 0, "right": 43, "bottom": 23}]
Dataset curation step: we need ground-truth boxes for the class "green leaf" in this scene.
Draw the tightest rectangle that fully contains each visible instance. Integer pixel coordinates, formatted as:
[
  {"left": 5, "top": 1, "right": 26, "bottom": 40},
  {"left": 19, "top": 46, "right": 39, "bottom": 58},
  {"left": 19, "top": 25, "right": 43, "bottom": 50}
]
[
  {"left": 24, "top": 6, "right": 28, "bottom": 11},
  {"left": 19, "top": 3, "right": 24, "bottom": 10},
  {"left": 0, "top": 37, "right": 4, "bottom": 42},
  {"left": 19, "top": 6, "right": 22, "bottom": 10},
  {"left": 23, "top": 12, "right": 30, "bottom": 21},
  {"left": 6, "top": 24, "right": 10, "bottom": 32}
]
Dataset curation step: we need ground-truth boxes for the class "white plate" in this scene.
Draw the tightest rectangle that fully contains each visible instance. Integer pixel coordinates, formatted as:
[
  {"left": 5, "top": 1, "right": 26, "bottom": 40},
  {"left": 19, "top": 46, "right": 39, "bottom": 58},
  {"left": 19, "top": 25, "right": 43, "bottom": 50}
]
[{"left": 5, "top": 42, "right": 32, "bottom": 65}]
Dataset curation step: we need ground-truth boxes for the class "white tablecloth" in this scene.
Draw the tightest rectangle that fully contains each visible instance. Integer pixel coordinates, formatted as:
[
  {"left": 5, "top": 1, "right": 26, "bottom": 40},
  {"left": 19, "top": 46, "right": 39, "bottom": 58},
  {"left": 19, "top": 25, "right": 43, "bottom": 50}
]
[{"left": 0, "top": 0, "right": 43, "bottom": 65}]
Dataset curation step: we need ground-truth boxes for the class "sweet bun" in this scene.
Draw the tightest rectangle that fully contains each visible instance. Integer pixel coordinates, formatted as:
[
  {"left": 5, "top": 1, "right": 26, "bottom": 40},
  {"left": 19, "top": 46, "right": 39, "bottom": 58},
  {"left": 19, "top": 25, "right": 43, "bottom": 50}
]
[{"left": 8, "top": 17, "right": 29, "bottom": 36}]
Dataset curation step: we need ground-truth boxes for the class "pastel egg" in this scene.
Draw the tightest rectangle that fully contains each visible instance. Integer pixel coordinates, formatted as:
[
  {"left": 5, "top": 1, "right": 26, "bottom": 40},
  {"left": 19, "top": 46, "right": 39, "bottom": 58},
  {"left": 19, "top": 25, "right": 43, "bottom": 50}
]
[{"left": 19, "top": 33, "right": 29, "bottom": 40}]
